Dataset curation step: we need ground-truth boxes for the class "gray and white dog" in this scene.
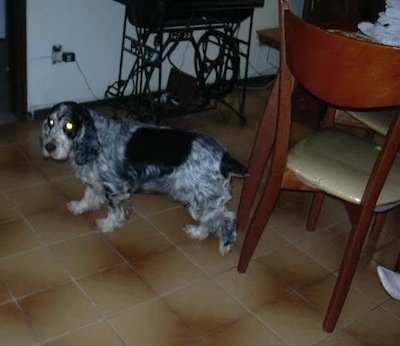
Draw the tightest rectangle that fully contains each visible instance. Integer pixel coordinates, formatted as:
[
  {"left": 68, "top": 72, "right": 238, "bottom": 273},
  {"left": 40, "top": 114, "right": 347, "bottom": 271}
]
[{"left": 40, "top": 102, "right": 247, "bottom": 255}]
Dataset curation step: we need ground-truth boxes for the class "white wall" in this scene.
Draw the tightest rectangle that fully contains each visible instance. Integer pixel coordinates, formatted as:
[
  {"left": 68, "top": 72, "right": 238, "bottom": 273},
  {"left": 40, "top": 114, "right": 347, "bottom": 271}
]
[
  {"left": 26, "top": 0, "right": 304, "bottom": 113},
  {"left": 27, "top": 0, "right": 125, "bottom": 112}
]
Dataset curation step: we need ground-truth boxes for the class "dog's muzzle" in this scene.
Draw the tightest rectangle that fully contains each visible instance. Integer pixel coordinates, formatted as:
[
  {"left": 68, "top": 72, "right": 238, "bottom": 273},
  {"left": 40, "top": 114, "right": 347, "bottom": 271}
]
[
  {"left": 44, "top": 142, "right": 56, "bottom": 154},
  {"left": 41, "top": 138, "right": 70, "bottom": 160}
]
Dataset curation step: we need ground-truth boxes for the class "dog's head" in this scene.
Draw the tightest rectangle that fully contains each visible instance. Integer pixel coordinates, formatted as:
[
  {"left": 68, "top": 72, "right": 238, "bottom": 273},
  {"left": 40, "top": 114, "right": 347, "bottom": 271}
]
[{"left": 40, "top": 101, "right": 84, "bottom": 160}]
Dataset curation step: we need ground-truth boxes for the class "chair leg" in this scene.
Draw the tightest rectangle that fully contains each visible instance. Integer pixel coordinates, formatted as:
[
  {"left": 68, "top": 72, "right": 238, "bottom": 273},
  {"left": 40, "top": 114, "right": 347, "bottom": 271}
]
[
  {"left": 322, "top": 210, "right": 373, "bottom": 332},
  {"left": 238, "top": 176, "right": 282, "bottom": 273},
  {"left": 238, "top": 124, "right": 289, "bottom": 273},
  {"left": 369, "top": 212, "right": 386, "bottom": 241},
  {"left": 237, "top": 78, "right": 279, "bottom": 233},
  {"left": 320, "top": 107, "right": 337, "bottom": 128},
  {"left": 307, "top": 191, "right": 325, "bottom": 231}
]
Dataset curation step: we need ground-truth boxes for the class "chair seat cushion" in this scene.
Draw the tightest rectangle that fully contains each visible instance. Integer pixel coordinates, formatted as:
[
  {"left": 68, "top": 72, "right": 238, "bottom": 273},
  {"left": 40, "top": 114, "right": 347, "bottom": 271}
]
[
  {"left": 347, "top": 109, "right": 397, "bottom": 136},
  {"left": 287, "top": 129, "right": 400, "bottom": 207}
]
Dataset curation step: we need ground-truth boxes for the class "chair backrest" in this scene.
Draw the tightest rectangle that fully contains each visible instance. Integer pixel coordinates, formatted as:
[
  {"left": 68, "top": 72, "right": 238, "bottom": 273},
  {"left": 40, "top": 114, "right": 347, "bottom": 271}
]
[
  {"left": 280, "top": 1, "right": 400, "bottom": 109},
  {"left": 278, "top": 0, "right": 400, "bottom": 222}
]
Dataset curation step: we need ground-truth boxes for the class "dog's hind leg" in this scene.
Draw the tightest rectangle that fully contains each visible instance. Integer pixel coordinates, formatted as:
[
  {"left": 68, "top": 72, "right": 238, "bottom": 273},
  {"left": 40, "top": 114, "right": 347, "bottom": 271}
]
[
  {"left": 184, "top": 224, "right": 210, "bottom": 241},
  {"left": 185, "top": 207, "right": 237, "bottom": 256},
  {"left": 67, "top": 185, "right": 105, "bottom": 215},
  {"left": 184, "top": 180, "right": 237, "bottom": 255},
  {"left": 201, "top": 209, "right": 237, "bottom": 256}
]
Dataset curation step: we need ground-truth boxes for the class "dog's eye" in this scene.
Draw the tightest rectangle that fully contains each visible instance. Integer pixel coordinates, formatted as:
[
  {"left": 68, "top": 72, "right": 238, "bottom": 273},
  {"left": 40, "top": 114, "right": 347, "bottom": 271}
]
[
  {"left": 64, "top": 122, "right": 74, "bottom": 132},
  {"left": 48, "top": 119, "right": 55, "bottom": 128}
]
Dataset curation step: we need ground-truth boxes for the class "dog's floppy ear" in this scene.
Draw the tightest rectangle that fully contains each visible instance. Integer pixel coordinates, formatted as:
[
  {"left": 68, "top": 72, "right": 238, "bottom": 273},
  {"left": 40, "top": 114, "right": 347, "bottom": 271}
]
[{"left": 71, "top": 104, "right": 100, "bottom": 165}]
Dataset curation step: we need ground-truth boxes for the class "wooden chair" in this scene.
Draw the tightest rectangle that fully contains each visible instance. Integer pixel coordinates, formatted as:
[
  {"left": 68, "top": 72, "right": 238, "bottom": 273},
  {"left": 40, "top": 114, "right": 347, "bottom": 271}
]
[
  {"left": 258, "top": 0, "right": 393, "bottom": 242},
  {"left": 257, "top": 1, "right": 367, "bottom": 131},
  {"left": 324, "top": 107, "right": 398, "bottom": 241},
  {"left": 237, "top": 0, "right": 400, "bottom": 333}
]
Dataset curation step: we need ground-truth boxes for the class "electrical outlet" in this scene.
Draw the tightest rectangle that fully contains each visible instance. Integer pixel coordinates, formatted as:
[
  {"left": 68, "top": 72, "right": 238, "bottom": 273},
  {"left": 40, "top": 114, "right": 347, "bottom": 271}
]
[
  {"left": 52, "top": 44, "right": 62, "bottom": 64},
  {"left": 62, "top": 52, "right": 76, "bottom": 63}
]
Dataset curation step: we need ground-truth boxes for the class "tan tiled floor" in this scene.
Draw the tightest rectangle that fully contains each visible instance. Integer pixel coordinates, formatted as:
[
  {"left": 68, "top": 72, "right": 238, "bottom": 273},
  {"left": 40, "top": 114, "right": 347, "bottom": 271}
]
[{"left": 0, "top": 87, "right": 400, "bottom": 345}]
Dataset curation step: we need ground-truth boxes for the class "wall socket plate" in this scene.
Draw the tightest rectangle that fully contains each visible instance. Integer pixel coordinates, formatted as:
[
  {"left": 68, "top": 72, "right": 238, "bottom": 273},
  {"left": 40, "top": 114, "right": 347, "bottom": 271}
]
[{"left": 52, "top": 45, "right": 63, "bottom": 64}]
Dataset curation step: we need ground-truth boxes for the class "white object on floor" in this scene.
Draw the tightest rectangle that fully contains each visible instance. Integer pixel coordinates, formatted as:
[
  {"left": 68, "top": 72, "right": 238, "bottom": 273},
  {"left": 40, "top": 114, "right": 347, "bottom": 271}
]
[{"left": 377, "top": 266, "right": 400, "bottom": 300}]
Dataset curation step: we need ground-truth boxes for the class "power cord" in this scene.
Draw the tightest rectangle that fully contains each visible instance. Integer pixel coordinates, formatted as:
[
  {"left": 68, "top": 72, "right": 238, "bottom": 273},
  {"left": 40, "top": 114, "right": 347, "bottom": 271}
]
[
  {"left": 74, "top": 59, "right": 100, "bottom": 100},
  {"left": 29, "top": 55, "right": 100, "bottom": 101}
]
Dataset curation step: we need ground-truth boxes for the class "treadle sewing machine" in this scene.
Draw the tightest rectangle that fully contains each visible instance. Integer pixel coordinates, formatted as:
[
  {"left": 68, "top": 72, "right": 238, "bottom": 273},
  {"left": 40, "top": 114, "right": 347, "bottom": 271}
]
[{"left": 107, "top": 0, "right": 264, "bottom": 124}]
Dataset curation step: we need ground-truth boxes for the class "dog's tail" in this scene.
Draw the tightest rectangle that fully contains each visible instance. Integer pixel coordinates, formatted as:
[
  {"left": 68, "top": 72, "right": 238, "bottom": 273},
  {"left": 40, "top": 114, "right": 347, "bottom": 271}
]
[{"left": 221, "top": 152, "right": 248, "bottom": 178}]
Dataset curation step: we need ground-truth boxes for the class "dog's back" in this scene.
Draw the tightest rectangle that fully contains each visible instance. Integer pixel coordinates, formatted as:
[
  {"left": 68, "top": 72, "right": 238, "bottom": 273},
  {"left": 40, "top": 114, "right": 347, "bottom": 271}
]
[{"left": 124, "top": 125, "right": 247, "bottom": 179}]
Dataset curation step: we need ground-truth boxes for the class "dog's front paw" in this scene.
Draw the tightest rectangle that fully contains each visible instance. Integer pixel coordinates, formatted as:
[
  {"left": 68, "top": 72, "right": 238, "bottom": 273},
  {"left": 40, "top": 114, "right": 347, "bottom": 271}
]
[
  {"left": 67, "top": 201, "right": 86, "bottom": 215},
  {"left": 96, "top": 218, "right": 116, "bottom": 233},
  {"left": 184, "top": 225, "right": 209, "bottom": 240}
]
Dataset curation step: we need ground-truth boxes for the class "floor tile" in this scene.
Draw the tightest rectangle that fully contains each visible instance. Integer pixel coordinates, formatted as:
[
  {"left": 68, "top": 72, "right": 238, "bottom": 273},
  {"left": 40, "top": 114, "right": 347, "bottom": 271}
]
[
  {"left": 19, "top": 282, "right": 101, "bottom": 340},
  {"left": 352, "top": 256, "right": 391, "bottom": 304},
  {"left": 6, "top": 183, "right": 68, "bottom": 216},
  {"left": 148, "top": 206, "right": 196, "bottom": 244},
  {"left": 310, "top": 195, "right": 348, "bottom": 231},
  {"left": 205, "top": 315, "right": 286, "bottom": 346},
  {"left": 381, "top": 297, "right": 400, "bottom": 320},
  {"left": 223, "top": 133, "right": 253, "bottom": 165},
  {"left": 372, "top": 239, "right": 400, "bottom": 269},
  {"left": 0, "top": 278, "right": 12, "bottom": 304},
  {"left": 78, "top": 263, "right": 156, "bottom": 316},
  {"left": 50, "top": 176, "right": 86, "bottom": 201},
  {"left": 110, "top": 298, "right": 196, "bottom": 345},
  {"left": 27, "top": 206, "right": 93, "bottom": 244},
  {"left": 0, "top": 193, "right": 20, "bottom": 224},
  {"left": 132, "top": 193, "right": 180, "bottom": 216},
  {"left": 46, "top": 321, "right": 125, "bottom": 346},
  {"left": 16, "top": 139, "right": 43, "bottom": 161},
  {"left": 239, "top": 225, "right": 289, "bottom": 259},
  {"left": 215, "top": 261, "right": 293, "bottom": 311},
  {"left": 163, "top": 278, "right": 248, "bottom": 335},
  {"left": 0, "top": 143, "right": 44, "bottom": 191},
  {"left": 132, "top": 247, "right": 206, "bottom": 295},
  {"left": 255, "top": 293, "right": 327, "bottom": 346},
  {"left": 102, "top": 217, "right": 171, "bottom": 262},
  {"left": 268, "top": 202, "right": 312, "bottom": 242},
  {"left": 177, "top": 237, "right": 240, "bottom": 276},
  {"left": 0, "top": 302, "right": 41, "bottom": 346},
  {"left": 0, "top": 247, "right": 70, "bottom": 298},
  {"left": 50, "top": 233, "right": 123, "bottom": 278},
  {"left": 344, "top": 307, "right": 400, "bottom": 345},
  {"left": 0, "top": 161, "right": 46, "bottom": 190},
  {"left": 295, "top": 228, "right": 347, "bottom": 271},
  {"left": 256, "top": 245, "right": 331, "bottom": 290},
  {"left": 0, "top": 144, "right": 27, "bottom": 167},
  {"left": 0, "top": 219, "right": 42, "bottom": 258},
  {"left": 34, "top": 157, "right": 74, "bottom": 181},
  {"left": 299, "top": 274, "right": 376, "bottom": 328},
  {"left": 314, "top": 329, "right": 364, "bottom": 345}
]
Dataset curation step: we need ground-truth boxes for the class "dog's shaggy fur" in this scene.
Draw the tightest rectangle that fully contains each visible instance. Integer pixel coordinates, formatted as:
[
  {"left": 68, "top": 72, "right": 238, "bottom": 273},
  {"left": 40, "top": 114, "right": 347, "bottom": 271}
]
[{"left": 40, "top": 102, "right": 247, "bottom": 255}]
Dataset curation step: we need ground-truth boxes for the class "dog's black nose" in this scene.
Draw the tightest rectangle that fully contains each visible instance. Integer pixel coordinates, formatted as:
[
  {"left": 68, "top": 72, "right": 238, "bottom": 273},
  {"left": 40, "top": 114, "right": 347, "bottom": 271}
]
[{"left": 45, "top": 142, "right": 56, "bottom": 153}]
